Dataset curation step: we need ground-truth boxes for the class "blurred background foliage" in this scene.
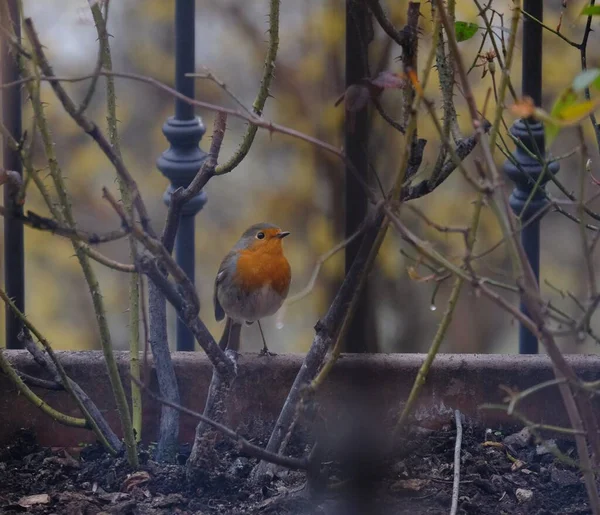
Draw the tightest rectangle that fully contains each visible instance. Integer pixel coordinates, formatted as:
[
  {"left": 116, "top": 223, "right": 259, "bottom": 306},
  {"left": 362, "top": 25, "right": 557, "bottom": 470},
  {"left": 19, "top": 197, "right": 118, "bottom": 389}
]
[{"left": 1, "top": 0, "right": 600, "bottom": 355}]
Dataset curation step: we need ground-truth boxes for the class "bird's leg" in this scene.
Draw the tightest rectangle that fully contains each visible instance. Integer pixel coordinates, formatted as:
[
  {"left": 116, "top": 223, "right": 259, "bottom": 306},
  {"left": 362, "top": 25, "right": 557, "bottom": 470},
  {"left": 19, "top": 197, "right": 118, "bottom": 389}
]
[{"left": 257, "top": 320, "right": 276, "bottom": 356}]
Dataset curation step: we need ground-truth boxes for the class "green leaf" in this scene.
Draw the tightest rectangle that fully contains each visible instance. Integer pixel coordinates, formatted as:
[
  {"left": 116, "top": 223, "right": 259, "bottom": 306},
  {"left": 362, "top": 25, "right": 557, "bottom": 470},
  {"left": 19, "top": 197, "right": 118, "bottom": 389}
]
[
  {"left": 546, "top": 88, "right": 578, "bottom": 147},
  {"left": 544, "top": 121, "right": 560, "bottom": 148},
  {"left": 581, "top": 5, "right": 600, "bottom": 15},
  {"left": 545, "top": 85, "right": 600, "bottom": 147},
  {"left": 454, "top": 21, "right": 478, "bottom": 42},
  {"left": 572, "top": 69, "right": 600, "bottom": 92}
]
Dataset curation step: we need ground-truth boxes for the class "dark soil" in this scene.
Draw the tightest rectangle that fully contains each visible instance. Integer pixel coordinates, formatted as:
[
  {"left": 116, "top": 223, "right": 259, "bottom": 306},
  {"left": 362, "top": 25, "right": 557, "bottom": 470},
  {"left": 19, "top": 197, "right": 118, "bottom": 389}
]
[{"left": 0, "top": 421, "right": 592, "bottom": 515}]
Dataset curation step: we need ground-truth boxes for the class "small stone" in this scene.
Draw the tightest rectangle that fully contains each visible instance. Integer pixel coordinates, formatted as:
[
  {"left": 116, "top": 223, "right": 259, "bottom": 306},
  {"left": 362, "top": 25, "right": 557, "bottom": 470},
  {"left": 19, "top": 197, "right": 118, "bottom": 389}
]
[
  {"left": 490, "top": 474, "right": 504, "bottom": 489},
  {"left": 516, "top": 488, "right": 533, "bottom": 503},
  {"left": 550, "top": 467, "right": 579, "bottom": 487},
  {"left": 152, "top": 493, "right": 185, "bottom": 508},
  {"left": 227, "top": 457, "right": 249, "bottom": 477},
  {"left": 503, "top": 427, "right": 532, "bottom": 449},
  {"left": 97, "top": 492, "right": 130, "bottom": 504},
  {"left": 473, "top": 477, "right": 496, "bottom": 494},
  {"left": 536, "top": 439, "right": 558, "bottom": 456}
]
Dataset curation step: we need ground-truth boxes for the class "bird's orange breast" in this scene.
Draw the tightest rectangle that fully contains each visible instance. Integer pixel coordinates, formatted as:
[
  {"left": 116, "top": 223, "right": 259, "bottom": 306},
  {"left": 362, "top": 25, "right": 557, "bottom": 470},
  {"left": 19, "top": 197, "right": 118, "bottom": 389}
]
[{"left": 234, "top": 247, "right": 291, "bottom": 296}]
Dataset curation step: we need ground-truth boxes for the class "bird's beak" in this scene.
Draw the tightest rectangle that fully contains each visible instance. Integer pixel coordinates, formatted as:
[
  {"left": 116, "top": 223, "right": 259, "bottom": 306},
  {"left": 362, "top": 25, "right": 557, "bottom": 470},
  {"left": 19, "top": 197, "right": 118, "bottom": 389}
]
[{"left": 277, "top": 231, "right": 291, "bottom": 239}]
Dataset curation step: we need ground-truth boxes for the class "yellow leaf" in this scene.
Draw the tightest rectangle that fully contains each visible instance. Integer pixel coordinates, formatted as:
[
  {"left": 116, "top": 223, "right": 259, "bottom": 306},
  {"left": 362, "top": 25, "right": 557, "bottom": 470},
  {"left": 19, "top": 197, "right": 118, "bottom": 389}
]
[
  {"left": 559, "top": 99, "right": 598, "bottom": 121},
  {"left": 407, "top": 266, "right": 421, "bottom": 281}
]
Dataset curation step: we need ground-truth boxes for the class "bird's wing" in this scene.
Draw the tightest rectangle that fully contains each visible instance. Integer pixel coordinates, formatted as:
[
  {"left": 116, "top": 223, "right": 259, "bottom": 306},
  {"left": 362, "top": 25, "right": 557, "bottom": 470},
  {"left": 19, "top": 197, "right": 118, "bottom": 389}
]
[
  {"left": 214, "top": 250, "right": 237, "bottom": 322},
  {"left": 214, "top": 270, "right": 226, "bottom": 321}
]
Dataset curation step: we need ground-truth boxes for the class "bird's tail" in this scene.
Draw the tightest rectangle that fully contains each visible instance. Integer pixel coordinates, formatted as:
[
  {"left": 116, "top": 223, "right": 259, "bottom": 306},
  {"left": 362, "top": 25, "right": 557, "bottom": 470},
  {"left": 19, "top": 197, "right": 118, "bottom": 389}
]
[{"left": 218, "top": 316, "right": 242, "bottom": 351}]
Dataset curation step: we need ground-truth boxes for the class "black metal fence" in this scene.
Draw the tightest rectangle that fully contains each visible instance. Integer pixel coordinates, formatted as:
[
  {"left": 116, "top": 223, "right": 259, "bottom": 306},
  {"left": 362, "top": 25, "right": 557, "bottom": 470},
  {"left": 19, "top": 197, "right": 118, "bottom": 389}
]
[{"left": 3, "top": 0, "right": 549, "bottom": 354}]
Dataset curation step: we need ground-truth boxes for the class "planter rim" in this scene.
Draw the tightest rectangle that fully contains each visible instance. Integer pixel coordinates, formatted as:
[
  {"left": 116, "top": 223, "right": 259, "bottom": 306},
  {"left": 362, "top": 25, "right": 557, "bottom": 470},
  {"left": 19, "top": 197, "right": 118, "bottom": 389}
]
[{"left": 2, "top": 350, "right": 599, "bottom": 447}]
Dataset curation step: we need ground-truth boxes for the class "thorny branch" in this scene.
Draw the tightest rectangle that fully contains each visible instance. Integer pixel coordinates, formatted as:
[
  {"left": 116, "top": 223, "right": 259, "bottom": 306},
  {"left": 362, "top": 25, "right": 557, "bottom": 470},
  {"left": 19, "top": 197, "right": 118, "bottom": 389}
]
[{"left": 0, "top": 205, "right": 130, "bottom": 245}]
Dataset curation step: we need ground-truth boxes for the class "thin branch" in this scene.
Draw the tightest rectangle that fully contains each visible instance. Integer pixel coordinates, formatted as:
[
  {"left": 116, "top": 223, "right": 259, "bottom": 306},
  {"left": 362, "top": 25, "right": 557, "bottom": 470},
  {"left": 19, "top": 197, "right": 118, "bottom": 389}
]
[
  {"left": 161, "top": 113, "right": 227, "bottom": 253},
  {"left": 22, "top": 17, "right": 155, "bottom": 237},
  {"left": 16, "top": 371, "right": 62, "bottom": 390},
  {"left": 433, "top": 0, "right": 462, "bottom": 147},
  {"left": 577, "top": 128, "right": 597, "bottom": 302},
  {"left": 20, "top": 334, "right": 122, "bottom": 453},
  {"left": 506, "top": 378, "right": 568, "bottom": 416},
  {"left": 579, "top": 0, "right": 600, "bottom": 156},
  {"left": 21, "top": 17, "right": 137, "bottom": 465},
  {"left": 76, "top": 0, "right": 109, "bottom": 114},
  {"left": 136, "top": 253, "right": 235, "bottom": 379},
  {"left": 0, "top": 348, "right": 87, "bottom": 428},
  {"left": 0, "top": 205, "right": 128, "bottom": 243},
  {"left": 187, "top": 69, "right": 253, "bottom": 115},
  {"left": 132, "top": 376, "right": 308, "bottom": 471},
  {"left": 366, "top": 0, "right": 409, "bottom": 48},
  {"left": 89, "top": 0, "right": 142, "bottom": 443},
  {"left": 214, "top": 0, "right": 279, "bottom": 175},
  {"left": 450, "top": 410, "right": 463, "bottom": 515},
  {"left": 285, "top": 218, "right": 370, "bottom": 306},
  {"left": 0, "top": 70, "right": 376, "bottom": 204},
  {"left": 253, "top": 210, "right": 386, "bottom": 482},
  {"left": 372, "top": 97, "right": 405, "bottom": 134},
  {"left": 102, "top": 188, "right": 200, "bottom": 311},
  {"left": 520, "top": 8, "right": 579, "bottom": 49},
  {"left": 82, "top": 247, "right": 136, "bottom": 273}
]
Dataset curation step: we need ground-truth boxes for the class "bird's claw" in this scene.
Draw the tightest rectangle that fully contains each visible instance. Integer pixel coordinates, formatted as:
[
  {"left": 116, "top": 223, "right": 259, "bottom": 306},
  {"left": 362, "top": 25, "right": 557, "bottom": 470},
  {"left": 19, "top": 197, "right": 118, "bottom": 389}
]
[{"left": 259, "top": 347, "right": 277, "bottom": 357}]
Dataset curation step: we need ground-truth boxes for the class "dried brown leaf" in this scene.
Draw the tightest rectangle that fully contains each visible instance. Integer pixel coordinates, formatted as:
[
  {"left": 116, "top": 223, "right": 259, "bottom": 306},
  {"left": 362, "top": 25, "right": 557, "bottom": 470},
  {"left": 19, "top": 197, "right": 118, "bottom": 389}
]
[
  {"left": 18, "top": 494, "right": 50, "bottom": 507},
  {"left": 510, "top": 96, "right": 536, "bottom": 118},
  {"left": 370, "top": 71, "right": 408, "bottom": 90},
  {"left": 122, "top": 471, "right": 151, "bottom": 493},
  {"left": 390, "top": 478, "right": 429, "bottom": 492}
]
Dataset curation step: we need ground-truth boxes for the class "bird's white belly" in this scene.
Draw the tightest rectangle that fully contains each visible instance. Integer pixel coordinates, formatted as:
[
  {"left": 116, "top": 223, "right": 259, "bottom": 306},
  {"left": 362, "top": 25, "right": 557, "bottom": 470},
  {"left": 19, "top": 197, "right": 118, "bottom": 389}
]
[{"left": 221, "top": 284, "right": 285, "bottom": 323}]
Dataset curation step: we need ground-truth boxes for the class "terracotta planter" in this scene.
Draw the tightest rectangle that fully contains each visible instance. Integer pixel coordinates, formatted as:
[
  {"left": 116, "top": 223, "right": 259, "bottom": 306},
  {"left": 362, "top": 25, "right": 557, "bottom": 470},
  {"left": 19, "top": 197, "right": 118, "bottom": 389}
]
[{"left": 2, "top": 350, "right": 599, "bottom": 447}]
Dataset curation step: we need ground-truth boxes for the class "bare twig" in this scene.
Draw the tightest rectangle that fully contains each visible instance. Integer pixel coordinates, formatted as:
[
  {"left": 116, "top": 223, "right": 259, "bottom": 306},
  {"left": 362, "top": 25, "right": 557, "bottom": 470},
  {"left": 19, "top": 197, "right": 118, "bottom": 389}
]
[
  {"left": 21, "top": 16, "right": 137, "bottom": 465},
  {"left": 0, "top": 348, "right": 87, "bottom": 428},
  {"left": 77, "top": 0, "right": 109, "bottom": 114},
  {"left": 365, "top": 0, "right": 408, "bottom": 48},
  {"left": 285, "top": 219, "right": 370, "bottom": 306},
  {"left": 89, "top": 1, "right": 143, "bottom": 443},
  {"left": 187, "top": 69, "right": 252, "bottom": 115},
  {"left": 214, "top": 0, "right": 279, "bottom": 175},
  {"left": 450, "top": 410, "right": 463, "bottom": 515},
  {"left": 433, "top": 0, "right": 462, "bottom": 148},
  {"left": 136, "top": 253, "right": 235, "bottom": 379},
  {"left": 577, "top": 128, "right": 597, "bottom": 303},
  {"left": 132, "top": 376, "right": 309, "bottom": 471},
  {"left": 102, "top": 188, "right": 200, "bottom": 310},
  {"left": 0, "top": 205, "right": 128, "bottom": 243},
  {"left": 16, "top": 371, "right": 62, "bottom": 391},
  {"left": 22, "top": 18, "right": 156, "bottom": 237},
  {"left": 0, "top": 288, "right": 120, "bottom": 452},
  {"left": 161, "top": 113, "right": 228, "bottom": 253},
  {"left": 253, "top": 210, "right": 385, "bottom": 482},
  {"left": 579, "top": 0, "right": 600, "bottom": 162},
  {"left": 20, "top": 334, "right": 122, "bottom": 453}
]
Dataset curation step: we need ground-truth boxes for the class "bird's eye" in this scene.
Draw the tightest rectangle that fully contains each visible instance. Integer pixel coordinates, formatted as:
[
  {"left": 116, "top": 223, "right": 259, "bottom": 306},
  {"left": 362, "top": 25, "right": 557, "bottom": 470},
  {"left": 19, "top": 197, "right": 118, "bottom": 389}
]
[{"left": 256, "top": 232, "right": 265, "bottom": 240}]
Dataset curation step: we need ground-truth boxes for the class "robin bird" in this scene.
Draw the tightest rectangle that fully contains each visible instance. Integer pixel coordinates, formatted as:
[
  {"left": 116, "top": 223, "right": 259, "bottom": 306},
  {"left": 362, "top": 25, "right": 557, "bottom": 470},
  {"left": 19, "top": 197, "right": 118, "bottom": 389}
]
[{"left": 214, "top": 222, "right": 291, "bottom": 354}]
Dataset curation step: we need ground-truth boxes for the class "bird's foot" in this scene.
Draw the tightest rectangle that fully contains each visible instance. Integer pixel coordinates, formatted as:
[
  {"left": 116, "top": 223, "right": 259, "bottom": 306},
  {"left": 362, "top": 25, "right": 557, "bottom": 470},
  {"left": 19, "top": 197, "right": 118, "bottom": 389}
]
[{"left": 259, "top": 346, "right": 277, "bottom": 357}]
